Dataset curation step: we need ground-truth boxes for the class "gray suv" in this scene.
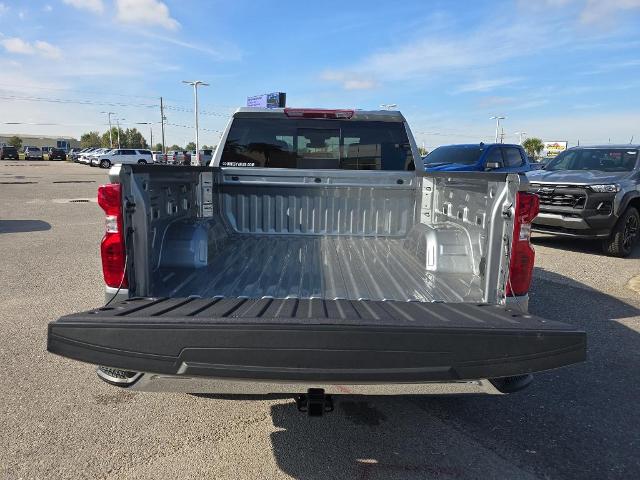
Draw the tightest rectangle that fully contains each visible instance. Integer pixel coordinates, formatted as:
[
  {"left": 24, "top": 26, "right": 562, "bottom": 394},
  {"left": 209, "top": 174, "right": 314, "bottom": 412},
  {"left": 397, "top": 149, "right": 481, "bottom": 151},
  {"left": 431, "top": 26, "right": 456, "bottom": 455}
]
[{"left": 526, "top": 145, "right": 639, "bottom": 257}]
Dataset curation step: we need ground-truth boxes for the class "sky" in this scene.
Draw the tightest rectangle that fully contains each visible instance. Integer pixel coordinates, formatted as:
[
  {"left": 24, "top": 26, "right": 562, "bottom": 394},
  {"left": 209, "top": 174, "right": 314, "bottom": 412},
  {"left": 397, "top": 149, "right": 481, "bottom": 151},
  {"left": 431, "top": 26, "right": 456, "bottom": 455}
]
[{"left": 0, "top": 0, "right": 639, "bottom": 149}]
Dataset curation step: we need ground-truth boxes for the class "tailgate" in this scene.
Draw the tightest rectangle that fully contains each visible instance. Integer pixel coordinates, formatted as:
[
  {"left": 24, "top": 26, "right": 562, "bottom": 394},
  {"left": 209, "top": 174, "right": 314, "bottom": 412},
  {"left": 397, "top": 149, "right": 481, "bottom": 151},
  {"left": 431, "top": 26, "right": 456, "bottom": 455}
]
[{"left": 48, "top": 297, "right": 586, "bottom": 382}]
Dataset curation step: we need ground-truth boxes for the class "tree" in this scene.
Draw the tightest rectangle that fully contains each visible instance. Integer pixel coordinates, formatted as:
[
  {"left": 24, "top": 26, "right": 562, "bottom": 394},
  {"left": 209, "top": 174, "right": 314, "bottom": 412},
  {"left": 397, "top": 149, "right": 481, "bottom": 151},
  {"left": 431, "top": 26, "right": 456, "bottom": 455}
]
[
  {"left": 80, "top": 131, "right": 101, "bottom": 148},
  {"left": 522, "top": 137, "right": 544, "bottom": 159},
  {"left": 185, "top": 141, "right": 196, "bottom": 151},
  {"left": 153, "top": 143, "right": 164, "bottom": 152},
  {"left": 7, "top": 136, "right": 22, "bottom": 149},
  {"left": 123, "top": 128, "right": 148, "bottom": 149},
  {"left": 168, "top": 144, "right": 181, "bottom": 151},
  {"left": 101, "top": 127, "right": 123, "bottom": 148}
]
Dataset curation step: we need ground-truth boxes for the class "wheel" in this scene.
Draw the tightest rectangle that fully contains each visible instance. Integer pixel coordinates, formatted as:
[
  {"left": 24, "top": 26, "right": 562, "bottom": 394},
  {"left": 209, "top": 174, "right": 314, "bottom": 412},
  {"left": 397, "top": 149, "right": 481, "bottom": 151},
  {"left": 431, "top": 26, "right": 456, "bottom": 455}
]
[
  {"left": 602, "top": 207, "right": 639, "bottom": 257},
  {"left": 100, "top": 159, "right": 111, "bottom": 169},
  {"left": 137, "top": 159, "right": 147, "bottom": 165}
]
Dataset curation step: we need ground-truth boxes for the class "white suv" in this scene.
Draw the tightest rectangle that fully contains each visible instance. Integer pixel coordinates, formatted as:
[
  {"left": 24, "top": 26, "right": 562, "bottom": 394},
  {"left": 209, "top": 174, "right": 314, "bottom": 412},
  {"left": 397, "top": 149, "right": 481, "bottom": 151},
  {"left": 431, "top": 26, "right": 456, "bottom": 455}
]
[{"left": 93, "top": 148, "right": 154, "bottom": 168}]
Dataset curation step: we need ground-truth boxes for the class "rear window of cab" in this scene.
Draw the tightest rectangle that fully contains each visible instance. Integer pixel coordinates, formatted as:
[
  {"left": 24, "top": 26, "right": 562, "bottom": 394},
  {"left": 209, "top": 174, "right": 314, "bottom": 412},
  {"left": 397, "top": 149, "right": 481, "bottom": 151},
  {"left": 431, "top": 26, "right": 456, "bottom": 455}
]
[{"left": 221, "top": 118, "right": 415, "bottom": 171}]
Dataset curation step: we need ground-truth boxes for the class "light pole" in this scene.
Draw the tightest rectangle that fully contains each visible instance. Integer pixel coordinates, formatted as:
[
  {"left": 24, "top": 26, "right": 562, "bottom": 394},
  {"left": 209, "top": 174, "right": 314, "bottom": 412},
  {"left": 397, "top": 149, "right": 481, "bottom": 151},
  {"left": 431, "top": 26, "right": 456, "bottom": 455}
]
[
  {"left": 380, "top": 103, "right": 397, "bottom": 111},
  {"left": 514, "top": 131, "right": 527, "bottom": 145},
  {"left": 182, "top": 80, "right": 209, "bottom": 165},
  {"left": 100, "top": 111, "right": 115, "bottom": 147},
  {"left": 490, "top": 115, "right": 506, "bottom": 143},
  {"left": 136, "top": 122, "right": 153, "bottom": 148},
  {"left": 115, "top": 118, "right": 124, "bottom": 148}
]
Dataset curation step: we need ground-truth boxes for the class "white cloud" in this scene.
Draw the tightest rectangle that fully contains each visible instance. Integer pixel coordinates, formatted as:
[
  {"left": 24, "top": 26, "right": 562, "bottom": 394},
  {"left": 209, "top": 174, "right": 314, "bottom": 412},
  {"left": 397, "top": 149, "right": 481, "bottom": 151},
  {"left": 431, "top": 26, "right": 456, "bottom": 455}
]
[
  {"left": 320, "top": 21, "right": 545, "bottom": 90},
  {"left": 62, "top": 0, "right": 104, "bottom": 14},
  {"left": 115, "top": 0, "right": 179, "bottom": 30},
  {"left": 43, "top": 5, "right": 53, "bottom": 12},
  {"left": 532, "top": 0, "right": 640, "bottom": 25},
  {"left": 320, "top": 71, "right": 377, "bottom": 90},
  {"left": 0, "top": 3, "right": 8, "bottom": 16},
  {"left": 453, "top": 77, "right": 523, "bottom": 94},
  {"left": 580, "top": 0, "right": 640, "bottom": 24},
  {"left": 139, "top": 31, "right": 241, "bottom": 60},
  {"left": 1, "top": 37, "right": 33, "bottom": 55},
  {"left": 1, "top": 37, "right": 62, "bottom": 59},
  {"left": 34, "top": 41, "right": 62, "bottom": 59}
]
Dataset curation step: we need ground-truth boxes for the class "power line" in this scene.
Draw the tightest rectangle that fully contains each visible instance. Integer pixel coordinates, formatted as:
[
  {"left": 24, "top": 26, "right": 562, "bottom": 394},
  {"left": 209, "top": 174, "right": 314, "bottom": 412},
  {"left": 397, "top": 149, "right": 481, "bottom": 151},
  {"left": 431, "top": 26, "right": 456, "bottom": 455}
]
[{"left": 0, "top": 94, "right": 233, "bottom": 118}]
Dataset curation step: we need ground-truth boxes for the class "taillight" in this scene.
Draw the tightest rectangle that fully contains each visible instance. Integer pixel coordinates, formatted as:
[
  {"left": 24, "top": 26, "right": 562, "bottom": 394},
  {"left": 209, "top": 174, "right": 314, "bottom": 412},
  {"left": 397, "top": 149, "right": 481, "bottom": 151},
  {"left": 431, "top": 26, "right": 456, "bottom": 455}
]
[
  {"left": 97, "top": 184, "right": 127, "bottom": 288},
  {"left": 284, "top": 108, "right": 354, "bottom": 119},
  {"left": 506, "top": 192, "right": 539, "bottom": 296}
]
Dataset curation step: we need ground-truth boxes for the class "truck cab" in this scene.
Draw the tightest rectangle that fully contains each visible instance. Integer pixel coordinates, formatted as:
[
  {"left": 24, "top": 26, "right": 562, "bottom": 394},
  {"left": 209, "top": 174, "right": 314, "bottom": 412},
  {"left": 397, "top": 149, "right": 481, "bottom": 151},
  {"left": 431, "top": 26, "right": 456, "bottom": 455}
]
[{"left": 424, "top": 143, "right": 533, "bottom": 173}]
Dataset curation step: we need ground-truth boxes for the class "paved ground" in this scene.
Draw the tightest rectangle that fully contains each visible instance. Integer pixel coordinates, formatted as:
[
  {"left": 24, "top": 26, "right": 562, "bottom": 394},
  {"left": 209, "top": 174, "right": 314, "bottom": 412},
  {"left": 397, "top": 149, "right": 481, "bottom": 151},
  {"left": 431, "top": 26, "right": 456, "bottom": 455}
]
[{"left": 1, "top": 161, "right": 639, "bottom": 480}]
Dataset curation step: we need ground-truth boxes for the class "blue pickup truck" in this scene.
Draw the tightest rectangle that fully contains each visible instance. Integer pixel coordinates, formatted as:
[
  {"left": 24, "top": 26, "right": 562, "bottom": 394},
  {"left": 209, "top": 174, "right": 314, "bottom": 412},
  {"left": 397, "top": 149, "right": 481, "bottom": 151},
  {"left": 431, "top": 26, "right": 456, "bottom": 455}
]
[{"left": 424, "top": 143, "right": 534, "bottom": 173}]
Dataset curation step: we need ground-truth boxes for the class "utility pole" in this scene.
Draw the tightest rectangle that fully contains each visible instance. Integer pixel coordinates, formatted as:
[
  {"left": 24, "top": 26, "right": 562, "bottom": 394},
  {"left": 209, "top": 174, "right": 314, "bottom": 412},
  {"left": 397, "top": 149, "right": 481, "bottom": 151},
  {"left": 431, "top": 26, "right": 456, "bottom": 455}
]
[
  {"left": 101, "top": 111, "right": 115, "bottom": 147},
  {"left": 490, "top": 115, "right": 506, "bottom": 143},
  {"left": 160, "top": 97, "right": 166, "bottom": 154},
  {"left": 514, "top": 131, "right": 527, "bottom": 144},
  {"left": 182, "top": 80, "right": 209, "bottom": 165},
  {"left": 500, "top": 127, "right": 505, "bottom": 144}
]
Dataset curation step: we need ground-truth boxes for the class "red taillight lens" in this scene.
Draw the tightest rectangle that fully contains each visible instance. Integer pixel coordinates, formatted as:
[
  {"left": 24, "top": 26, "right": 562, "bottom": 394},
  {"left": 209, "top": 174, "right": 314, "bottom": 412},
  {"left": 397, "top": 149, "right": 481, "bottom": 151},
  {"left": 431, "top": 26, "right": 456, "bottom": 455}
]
[
  {"left": 97, "top": 184, "right": 127, "bottom": 288},
  {"left": 284, "top": 108, "right": 354, "bottom": 119},
  {"left": 506, "top": 192, "right": 540, "bottom": 296}
]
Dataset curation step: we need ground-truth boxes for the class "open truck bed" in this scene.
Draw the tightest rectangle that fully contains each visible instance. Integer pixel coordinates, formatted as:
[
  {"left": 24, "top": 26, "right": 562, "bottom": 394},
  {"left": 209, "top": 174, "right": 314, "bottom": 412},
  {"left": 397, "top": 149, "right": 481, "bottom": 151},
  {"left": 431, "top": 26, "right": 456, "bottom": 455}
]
[
  {"left": 48, "top": 297, "right": 585, "bottom": 382},
  {"left": 47, "top": 108, "right": 586, "bottom": 398}
]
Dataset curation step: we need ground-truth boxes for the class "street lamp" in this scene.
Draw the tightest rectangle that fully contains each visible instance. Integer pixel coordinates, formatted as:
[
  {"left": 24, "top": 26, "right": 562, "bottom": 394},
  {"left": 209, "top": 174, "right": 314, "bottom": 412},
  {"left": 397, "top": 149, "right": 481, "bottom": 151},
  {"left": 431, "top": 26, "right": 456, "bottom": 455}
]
[
  {"left": 136, "top": 122, "right": 154, "bottom": 148},
  {"left": 514, "top": 131, "right": 527, "bottom": 145},
  {"left": 490, "top": 115, "right": 506, "bottom": 143},
  {"left": 380, "top": 103, "right": 397, "bottom": 111},
  {"left": 100, "top": 111, "right": 115, "bottom": 147},
  {"left": 182, "top": 80, "right": 209, "bottom": 165}
]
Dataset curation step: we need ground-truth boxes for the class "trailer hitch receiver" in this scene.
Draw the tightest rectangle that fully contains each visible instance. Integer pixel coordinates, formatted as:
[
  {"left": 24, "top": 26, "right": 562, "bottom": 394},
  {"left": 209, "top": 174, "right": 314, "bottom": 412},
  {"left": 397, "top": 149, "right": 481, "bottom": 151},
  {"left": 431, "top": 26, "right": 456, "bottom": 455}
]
[{"left": 295, "top": 388, "right": 334, "bottom": 416}]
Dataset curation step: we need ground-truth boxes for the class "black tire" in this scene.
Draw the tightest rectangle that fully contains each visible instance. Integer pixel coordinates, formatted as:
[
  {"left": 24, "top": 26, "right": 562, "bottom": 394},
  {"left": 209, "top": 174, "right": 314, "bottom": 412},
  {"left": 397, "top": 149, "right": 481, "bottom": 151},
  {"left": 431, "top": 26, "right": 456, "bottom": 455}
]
[
  {"left": 100, "top": 159, "right": 111, "bottom": 169},
  {"left": 137, "top": 159, "right": 147, "bottom": 165},
  {"left": 602, "top": 207, "right": 639, "bottom": 257}
]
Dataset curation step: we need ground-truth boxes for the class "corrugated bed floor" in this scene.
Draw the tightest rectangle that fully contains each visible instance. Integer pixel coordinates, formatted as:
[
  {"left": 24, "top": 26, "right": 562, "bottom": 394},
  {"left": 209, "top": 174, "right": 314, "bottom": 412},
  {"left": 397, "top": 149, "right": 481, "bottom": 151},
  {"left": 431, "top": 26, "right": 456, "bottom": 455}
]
[{"left": 154, "top": 235, "right": 482, "bottom": 303}]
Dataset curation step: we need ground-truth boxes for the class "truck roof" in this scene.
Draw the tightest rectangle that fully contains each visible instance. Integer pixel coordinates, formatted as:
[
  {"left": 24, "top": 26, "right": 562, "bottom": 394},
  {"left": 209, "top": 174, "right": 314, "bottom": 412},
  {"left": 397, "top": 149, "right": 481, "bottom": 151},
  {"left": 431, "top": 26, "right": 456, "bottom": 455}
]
[
  {"left": 233, "top": 107, "right": 407, "bottom": 122},
  {"left": 432, "top": 143, "right": 523, "bottom": 149}
]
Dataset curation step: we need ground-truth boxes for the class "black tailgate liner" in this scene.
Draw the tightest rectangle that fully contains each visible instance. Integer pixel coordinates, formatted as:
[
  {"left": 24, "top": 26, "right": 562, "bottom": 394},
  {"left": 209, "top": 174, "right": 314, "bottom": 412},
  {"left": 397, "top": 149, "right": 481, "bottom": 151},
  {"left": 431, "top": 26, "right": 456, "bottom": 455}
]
[{"left": 48, "top": 297, "right": 586, "bottom": 382}]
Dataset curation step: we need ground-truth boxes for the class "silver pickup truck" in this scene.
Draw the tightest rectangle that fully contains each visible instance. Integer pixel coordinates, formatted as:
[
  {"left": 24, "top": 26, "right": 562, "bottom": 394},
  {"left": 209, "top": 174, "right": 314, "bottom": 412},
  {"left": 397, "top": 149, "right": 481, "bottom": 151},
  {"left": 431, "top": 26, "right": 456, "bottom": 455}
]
[{"left": 48, "top": 108, "right": 585, "bottom": 411}]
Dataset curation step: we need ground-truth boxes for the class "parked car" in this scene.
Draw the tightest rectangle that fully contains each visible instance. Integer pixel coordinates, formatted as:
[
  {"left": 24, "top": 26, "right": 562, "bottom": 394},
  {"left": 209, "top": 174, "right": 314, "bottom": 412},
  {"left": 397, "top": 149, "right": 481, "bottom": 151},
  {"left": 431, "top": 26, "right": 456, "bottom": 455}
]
[
  {"left": 68, "top": 148, "right": 83, "bottom": 161},
  {"left": 527, "top": 146, "right": 640, "bottom": 257},
  {"left": 0, "top": 145, "right": 19, "bottom": 160},
  {"left": 190, "top": 149, "right": 214, "bottom": 165},
  {"left": 47, "top": 107, "right": 586, "bottom": 407},
  {"left": 48, "top": 148, "right": 67, "bottom": 161},
  {"left": 92, "top": 148, "right": 153, "bottom": 168},
  {"left": 152, "top": 151, "right": 166, "bottom": 163},
  {"left": 167, "top": 150, "right": 190, "bottom": 165},
  {"left": 23, "top": 146, "right": 43, "bottom": 160},
  {"left": 79, "top": 148, "right": 107, "bottom": 164},
  {"left": 424, "top": 143, "right": 534, "bottom": 173}
]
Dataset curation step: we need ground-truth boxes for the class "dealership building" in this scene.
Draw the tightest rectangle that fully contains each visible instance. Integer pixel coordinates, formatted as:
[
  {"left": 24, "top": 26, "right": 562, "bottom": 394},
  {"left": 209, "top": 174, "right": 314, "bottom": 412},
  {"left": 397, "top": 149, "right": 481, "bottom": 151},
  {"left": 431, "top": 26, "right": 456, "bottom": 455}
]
[{"left": 0, "top": 134, "right": 80, "bottom": 150}]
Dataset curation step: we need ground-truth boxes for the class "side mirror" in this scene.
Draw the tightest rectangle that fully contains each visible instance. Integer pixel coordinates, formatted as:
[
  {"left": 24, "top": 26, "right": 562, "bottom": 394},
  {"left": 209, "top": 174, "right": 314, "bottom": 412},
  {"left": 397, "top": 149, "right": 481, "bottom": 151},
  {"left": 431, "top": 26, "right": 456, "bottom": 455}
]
[{"left": 485, "top": 161, "right": 502, "bottom": 170}]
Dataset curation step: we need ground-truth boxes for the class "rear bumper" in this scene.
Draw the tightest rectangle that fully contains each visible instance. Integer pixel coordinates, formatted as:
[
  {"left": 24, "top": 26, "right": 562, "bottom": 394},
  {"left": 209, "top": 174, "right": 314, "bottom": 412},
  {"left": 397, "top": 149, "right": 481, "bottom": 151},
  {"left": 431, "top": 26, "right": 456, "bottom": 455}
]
[
  {"left": 128, "top": 373, "right": 505, "bottom": 395},
  {"left": 48, "top": 297, "right": 586, "bottom": 385}
]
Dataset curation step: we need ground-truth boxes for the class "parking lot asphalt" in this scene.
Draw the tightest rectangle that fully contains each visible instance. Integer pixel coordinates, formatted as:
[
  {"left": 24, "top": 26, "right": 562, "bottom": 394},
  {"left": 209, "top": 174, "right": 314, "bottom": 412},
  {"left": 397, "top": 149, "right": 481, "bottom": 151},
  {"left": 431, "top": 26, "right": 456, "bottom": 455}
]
[{"left": 1, "top": 161, "right": 639, "bottom": 480}]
